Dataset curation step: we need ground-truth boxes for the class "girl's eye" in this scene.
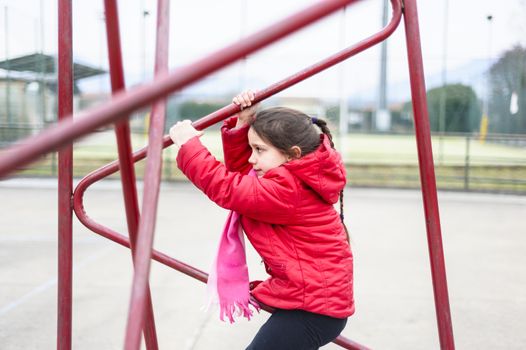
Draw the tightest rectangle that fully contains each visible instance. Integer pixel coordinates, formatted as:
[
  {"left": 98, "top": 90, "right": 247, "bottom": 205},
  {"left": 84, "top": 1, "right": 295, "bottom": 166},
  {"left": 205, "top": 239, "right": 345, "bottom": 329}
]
[{"left": 255, "top": 147, "right": 263, "bottom": 153}]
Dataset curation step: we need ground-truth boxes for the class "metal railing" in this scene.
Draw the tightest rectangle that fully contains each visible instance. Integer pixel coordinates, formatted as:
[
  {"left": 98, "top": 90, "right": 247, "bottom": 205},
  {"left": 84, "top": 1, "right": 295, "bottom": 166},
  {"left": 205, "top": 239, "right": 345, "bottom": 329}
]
[{"left": 4, "top": 127, "right": 524, "bottom": 194}]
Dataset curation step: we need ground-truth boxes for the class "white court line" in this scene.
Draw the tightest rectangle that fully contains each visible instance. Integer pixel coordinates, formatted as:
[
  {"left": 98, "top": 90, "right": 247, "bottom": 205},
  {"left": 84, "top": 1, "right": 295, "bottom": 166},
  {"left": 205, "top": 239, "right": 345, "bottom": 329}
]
[
  {"left": 184, "top": 310, "right": 214, "bottom": 350},
  {"left": 0, "top": 245, "right": 114, "bottom": 317}
]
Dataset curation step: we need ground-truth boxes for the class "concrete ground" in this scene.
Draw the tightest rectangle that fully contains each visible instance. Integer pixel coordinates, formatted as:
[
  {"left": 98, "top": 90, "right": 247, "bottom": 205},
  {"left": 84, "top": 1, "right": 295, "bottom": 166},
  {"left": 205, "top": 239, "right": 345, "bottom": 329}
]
[{"left": 0, "top": 178, "right": 525, "bottom": 349}]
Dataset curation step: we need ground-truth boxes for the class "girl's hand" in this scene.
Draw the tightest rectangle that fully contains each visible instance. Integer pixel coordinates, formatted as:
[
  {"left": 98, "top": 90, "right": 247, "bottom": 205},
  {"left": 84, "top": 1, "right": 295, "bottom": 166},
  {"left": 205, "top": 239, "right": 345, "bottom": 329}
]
[
  {"left": 232, "top": 90, "right": 258, "bottom": 128},
  {"left": 169, "top": 120, "right": 203, "bottom": 149}
]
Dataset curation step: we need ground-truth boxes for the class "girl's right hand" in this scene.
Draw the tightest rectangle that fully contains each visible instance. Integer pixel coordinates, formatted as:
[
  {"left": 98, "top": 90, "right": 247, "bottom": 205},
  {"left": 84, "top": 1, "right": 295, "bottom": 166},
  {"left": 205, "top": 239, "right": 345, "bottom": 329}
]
[
  {"left": 232, "top": 90, "right": 258, "bottom": 128},
  {"left": 169, "top": 120, "right": 203, "bottom": 149}
]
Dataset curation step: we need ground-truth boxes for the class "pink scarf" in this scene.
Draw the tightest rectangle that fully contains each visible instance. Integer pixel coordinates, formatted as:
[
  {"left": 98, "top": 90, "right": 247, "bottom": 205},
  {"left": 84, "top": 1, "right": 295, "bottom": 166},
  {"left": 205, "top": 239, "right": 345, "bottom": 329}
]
[{"left": 206, "top": 170, "right": 260, "bottom": 323}]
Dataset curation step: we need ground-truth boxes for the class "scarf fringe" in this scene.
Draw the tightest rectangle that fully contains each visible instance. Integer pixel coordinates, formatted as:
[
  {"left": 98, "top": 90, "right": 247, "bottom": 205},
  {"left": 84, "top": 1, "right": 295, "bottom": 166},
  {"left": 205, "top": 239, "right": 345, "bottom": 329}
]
[{"left": 219, "top": 298, "right": 260, "bottom": 323}]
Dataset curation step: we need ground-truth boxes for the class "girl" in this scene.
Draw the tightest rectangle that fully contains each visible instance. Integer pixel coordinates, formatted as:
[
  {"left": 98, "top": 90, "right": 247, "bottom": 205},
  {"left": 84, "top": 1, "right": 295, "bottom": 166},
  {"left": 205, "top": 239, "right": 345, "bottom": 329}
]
[{"left": 169, "top": 90, "right": 354, "bottom": 350}]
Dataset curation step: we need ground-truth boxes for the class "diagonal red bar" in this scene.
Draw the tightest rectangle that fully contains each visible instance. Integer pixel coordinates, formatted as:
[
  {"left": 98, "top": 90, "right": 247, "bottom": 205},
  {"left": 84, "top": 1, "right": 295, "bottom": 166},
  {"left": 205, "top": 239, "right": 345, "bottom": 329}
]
[
  {"left": 103, "top": 0, "right": 159, "bottom": 348},
  {"left": 0, "top": 0, "right": 357, "bottom": 179},
  {"left": 57, "top": 1, "right": 73, "bottom": 349},
  {"left": 403, "top": 0, "right": 456, "bottom": 349},
  {"left": 123, "top": 0, "right": 170, "bottom": 348},
  {"left": 195, "top": 0, "right": 402, "bottom": 131},
  {"left": 71, "top": 0, "right": 401, "bottom": 193}
]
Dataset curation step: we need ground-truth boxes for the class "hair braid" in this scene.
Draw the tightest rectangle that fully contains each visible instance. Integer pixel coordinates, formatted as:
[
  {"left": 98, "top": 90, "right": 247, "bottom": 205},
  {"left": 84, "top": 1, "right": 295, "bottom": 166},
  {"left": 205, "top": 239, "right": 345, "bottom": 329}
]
[
  {"left": 339, "top": 190, "right": 350, "bottom": 243},
  {"left": 313, "top": 117, "right": 349, "bottom": 243},
  {"left": 312, "top": 118, "right": 334, "bottom": 148}
]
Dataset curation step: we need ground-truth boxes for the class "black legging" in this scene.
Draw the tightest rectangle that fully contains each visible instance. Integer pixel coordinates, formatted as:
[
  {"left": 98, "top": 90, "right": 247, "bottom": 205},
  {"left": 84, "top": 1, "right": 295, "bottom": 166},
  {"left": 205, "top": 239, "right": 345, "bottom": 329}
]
[{"left": 246, "top": 309, "right": 347, "bottom": 350}]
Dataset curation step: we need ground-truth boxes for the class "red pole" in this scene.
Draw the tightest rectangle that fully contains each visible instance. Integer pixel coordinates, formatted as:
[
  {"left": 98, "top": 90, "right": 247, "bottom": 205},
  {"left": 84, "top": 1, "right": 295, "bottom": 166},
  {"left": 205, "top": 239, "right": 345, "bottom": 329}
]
[
  {"left": 403, "top": 0, "right": 455, "bottom": 349},
  {"left": 57, "top": 0, "right": 73, "bottom": 349},
  {"left": 103, "top": 1, "right": 159, "bottom": 348},
  {"left": 123, "top": 0, "right": 170, "bottom": 348},
  {"left": 0, "top": 0, "right": 356, "bottom": 179}
]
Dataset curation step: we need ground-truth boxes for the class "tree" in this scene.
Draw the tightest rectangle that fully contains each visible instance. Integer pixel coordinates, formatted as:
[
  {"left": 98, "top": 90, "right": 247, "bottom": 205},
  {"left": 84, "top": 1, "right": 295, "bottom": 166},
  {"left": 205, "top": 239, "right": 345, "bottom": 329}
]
[
  {"left": 488, "top": 45, "right": 526, "bottom": 134},
  {"left": 178, "top": 100, "right": 226, "bottom": 121},
  {"left": 404, "top": 84, "right": 481, "bottom": 133},
  {"left": 164, "top": 99, "right": 227, "bottom": 132}
]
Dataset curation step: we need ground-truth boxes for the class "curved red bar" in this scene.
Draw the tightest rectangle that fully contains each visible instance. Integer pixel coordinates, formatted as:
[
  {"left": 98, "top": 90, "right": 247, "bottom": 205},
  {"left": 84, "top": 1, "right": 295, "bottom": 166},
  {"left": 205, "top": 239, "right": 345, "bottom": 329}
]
[
  {"left": 72, "top": 0, "right": 401, "bottom": 275},
  {"left": 73, "top": 0, "right": 402, "bottom": 220},
  {"left": 73, "top": 179, "right": 208, "bottom": 282},
  {"left": 72, "top": 2, "right": 401, "bottom": 349}
]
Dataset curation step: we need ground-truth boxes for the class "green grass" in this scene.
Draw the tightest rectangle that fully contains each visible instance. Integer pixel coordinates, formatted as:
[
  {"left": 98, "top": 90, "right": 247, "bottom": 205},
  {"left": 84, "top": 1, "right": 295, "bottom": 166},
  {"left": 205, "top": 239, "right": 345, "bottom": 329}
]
[
  {"left": 333, "top": 134, "right": 526, "bottom": 166},
  {"left": 8, "top": 130, "right": 526, "bottom": 194},
  {"left": 70, "top": 130, "right": 526, "bottom": 163}
]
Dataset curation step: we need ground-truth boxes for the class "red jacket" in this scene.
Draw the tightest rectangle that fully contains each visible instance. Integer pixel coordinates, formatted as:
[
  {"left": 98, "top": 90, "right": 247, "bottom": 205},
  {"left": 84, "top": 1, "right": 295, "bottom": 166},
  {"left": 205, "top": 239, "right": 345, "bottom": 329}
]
[{"left": 176, "top": 117, "right": 354, "bottom": 318}]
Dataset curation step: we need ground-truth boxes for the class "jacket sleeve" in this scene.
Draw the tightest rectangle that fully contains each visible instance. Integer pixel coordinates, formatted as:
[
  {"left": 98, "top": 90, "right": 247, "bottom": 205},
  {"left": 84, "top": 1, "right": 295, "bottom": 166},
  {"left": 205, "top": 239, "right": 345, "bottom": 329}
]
[
  {"left": 177, "top": 136, "right": 298, "bottom": 224},
  {"left": 221, "top": 116, "right": 252, "bottom": 174}
]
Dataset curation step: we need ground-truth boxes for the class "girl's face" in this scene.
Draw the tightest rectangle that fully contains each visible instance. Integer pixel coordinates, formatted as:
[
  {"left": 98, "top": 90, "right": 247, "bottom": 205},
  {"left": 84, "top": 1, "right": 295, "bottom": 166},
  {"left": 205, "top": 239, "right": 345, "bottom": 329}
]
[{"left": 248, "top": 127, "right": 290, "bottom": 177}]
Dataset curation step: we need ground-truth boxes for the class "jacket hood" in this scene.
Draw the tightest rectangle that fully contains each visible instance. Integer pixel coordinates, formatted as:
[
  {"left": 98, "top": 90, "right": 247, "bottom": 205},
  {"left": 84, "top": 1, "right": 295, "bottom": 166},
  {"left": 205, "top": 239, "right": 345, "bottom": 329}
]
[{"left": 282, "top": 134, "right": 346, "bottom": 204}]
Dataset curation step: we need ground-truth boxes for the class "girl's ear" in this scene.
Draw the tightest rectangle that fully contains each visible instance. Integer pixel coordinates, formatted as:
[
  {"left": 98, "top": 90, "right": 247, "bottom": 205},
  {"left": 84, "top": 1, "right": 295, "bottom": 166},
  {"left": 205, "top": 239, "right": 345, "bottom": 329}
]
[{"left": 288, "top": 146, "right": 302, "bottom": 160}]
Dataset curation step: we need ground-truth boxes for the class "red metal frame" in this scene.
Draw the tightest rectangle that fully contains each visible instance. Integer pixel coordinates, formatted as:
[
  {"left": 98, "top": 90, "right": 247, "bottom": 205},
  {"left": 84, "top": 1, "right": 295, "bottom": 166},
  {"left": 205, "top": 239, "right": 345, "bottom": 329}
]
[
  {"left": 0, "top": 0, "right": 455, "bottom": 349},
  {"left": 74, "top": 2, "right": 402, "bottom": 348},
  {"left": 57, "top": 1, "right": 73, "bottom": 349}
]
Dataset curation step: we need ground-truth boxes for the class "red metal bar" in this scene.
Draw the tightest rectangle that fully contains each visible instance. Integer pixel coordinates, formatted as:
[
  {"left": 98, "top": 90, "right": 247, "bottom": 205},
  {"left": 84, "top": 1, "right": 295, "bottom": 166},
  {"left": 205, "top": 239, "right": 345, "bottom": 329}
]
[
  {"left": 0, "top": 0, "right": 356, "bottom": 179},
  {"left": 403, "top": 0, "right": 455, "bottom": 349},
  {"left": 103, "top": 0, "right": 159, "bottom": 348},
  {"left": 57, "top": 1, "right": 73, "bottom": 349},
  {"left": 199, "top": 0, "right": 402, "bottom": 130},
  {"left": 71, "top": 0, "right": 401, "bottom": 196},
  {"left": 123, "top": 0, "right": 170, "bottom": 348}
]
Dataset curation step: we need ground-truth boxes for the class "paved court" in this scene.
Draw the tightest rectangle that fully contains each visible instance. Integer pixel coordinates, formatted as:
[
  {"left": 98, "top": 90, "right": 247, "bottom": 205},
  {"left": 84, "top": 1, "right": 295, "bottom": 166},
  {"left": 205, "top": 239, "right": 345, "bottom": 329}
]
[{"left": 0, "top": 179, "right": 525, "bottom": 349}]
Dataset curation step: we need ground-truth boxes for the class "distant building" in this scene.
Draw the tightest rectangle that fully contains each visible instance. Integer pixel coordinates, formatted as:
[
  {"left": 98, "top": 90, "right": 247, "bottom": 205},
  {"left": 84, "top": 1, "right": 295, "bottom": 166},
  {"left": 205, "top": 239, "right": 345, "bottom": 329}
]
[
  {"left": 0, "top": 76, "right": 56, "bottom": 127},
  {"left": 0, "top": 53, "right": 105, "bottom": 130}
]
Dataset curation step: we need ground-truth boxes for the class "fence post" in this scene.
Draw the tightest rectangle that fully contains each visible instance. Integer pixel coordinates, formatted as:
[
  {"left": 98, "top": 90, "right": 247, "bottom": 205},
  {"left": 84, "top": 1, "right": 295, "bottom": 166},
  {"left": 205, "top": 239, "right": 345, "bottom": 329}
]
[
  {"left": 164, "top": 146, "right": 172, "bottom": 180},
  {"left": 51, "top": 151, "right": 57, "bottom": 177},
  {"left": 464, "top": 135, "right": 470, "bottom": 190}
]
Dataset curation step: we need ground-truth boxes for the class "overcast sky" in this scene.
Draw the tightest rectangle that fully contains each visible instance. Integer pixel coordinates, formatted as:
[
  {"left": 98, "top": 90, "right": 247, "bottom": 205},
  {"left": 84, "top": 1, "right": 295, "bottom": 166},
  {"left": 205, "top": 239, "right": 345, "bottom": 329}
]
[{"left": 1, "top": 0, "right": 525, "bottom": 101}]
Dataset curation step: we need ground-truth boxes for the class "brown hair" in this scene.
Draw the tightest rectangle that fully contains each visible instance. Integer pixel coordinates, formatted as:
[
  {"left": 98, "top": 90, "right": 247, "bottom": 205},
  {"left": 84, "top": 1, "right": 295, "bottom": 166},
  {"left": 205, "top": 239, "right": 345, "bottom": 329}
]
[{"left": 250, "top": 107, "right": 349, "bottom": 242}]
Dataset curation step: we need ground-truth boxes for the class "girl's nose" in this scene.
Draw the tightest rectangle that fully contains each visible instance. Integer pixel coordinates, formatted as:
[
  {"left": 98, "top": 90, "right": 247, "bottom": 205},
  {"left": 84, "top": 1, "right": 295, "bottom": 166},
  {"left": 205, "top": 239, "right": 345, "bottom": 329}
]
[{"left": 248, "top": 151, "right": 256, "bottom": 164}]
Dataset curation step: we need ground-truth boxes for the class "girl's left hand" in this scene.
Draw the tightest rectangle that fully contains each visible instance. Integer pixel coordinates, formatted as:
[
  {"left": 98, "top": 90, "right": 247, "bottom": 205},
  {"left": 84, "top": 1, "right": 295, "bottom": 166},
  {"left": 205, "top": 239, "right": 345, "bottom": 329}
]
[
  {"left": 233, "top": 90, "right": 258, "bottom": 128},
  {"left": 169, "top": 120, "right": 203, "bottom": 148}
]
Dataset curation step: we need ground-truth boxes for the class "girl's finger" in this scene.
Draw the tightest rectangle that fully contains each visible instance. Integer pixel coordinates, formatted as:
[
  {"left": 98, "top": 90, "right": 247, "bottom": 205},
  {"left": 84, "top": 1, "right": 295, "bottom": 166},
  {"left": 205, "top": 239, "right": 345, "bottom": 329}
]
[{"left": 242, "top": 93, "right": 251, "bottom": 107}]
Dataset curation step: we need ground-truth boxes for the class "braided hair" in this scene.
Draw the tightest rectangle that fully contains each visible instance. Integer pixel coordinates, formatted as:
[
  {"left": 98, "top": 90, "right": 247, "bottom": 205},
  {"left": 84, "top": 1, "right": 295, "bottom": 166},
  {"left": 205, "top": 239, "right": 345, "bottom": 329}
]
[
  {"left": 311, "top": 118, "right": 349, "bottom": 243},
  {"left": 251, "top": 107, "right": 349, "bottom": 243}
]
